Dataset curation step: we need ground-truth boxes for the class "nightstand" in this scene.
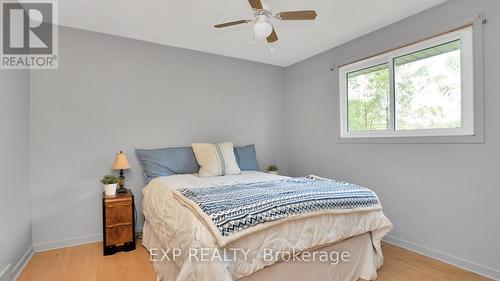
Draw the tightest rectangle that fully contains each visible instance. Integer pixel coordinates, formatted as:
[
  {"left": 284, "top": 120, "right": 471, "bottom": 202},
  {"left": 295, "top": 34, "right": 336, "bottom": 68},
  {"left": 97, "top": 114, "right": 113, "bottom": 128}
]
[{"left": 102, "top": 189, "right": 136, "bottom": 255}]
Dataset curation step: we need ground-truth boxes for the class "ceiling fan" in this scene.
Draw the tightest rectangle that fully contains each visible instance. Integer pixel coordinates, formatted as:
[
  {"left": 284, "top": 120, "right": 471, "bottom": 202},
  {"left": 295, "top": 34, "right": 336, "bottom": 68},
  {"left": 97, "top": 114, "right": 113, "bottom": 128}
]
[{"left": 214, "top": 0, "right": 317, "bottom": 46}]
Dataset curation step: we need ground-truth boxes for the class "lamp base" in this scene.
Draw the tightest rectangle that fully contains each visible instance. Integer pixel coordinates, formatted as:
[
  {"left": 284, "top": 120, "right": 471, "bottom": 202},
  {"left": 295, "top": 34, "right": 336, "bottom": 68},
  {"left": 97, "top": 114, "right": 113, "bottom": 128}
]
[{"left": 117, "top": 169, "right": 127, "bottom": 194}]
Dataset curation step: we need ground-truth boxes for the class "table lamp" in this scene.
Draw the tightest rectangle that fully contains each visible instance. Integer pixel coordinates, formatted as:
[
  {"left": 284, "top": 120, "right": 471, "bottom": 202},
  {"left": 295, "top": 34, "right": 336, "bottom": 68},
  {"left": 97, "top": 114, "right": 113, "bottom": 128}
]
[{"left": 112, "top": 150, "right": 130, "bottom": 193}]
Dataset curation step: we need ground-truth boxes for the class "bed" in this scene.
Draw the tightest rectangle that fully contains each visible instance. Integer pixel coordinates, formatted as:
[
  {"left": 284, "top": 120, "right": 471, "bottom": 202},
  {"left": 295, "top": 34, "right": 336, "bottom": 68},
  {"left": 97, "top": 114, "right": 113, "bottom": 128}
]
[{"left": 141, "top": 171, "right": 393, "bottom": 281}]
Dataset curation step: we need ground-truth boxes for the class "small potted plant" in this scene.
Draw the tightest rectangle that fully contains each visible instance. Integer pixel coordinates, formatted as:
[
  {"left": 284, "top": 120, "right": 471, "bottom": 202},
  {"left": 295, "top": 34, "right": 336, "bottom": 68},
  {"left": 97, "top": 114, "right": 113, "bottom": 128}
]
[
  {"left": 267, "top": 165, "right": 279, "bottom": 175},
  {"left": 101, "top": 175, "right": 118, "bottom": 196}
]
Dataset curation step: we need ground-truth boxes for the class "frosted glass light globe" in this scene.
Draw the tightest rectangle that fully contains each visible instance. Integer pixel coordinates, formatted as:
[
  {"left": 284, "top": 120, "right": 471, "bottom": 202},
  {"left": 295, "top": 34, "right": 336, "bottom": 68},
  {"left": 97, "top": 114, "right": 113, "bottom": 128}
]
[{"left": 253, "top": 18, "right": 273, "bottom": 38}]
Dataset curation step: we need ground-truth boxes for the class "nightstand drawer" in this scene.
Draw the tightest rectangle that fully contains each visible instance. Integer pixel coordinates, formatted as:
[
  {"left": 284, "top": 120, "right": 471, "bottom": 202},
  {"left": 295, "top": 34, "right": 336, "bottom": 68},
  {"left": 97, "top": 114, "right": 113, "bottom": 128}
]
[
  {"left": 105, "top": 224, "right": 133, "bottom": 246},
  {"left": 105, "top": 202, "right": 132, "bottom": 225}
]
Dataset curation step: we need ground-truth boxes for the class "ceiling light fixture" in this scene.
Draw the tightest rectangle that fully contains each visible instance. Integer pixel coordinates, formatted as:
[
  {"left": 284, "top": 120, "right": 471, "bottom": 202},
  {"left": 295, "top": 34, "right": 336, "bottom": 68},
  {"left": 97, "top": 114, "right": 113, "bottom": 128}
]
[
  {"left": 253, "top": 15, "right": 273, "bottom": 38},
  {"left": 214, "top": 0, "right": 317, "bottom": 45}
]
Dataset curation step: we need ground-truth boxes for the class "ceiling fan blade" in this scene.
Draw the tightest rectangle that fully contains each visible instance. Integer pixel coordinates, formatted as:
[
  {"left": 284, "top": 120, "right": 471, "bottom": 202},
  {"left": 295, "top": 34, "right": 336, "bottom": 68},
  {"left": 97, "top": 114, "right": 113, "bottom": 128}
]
[
  {"left": 248, "top": 0, "right": 263, "bottom": 10},
  {"left": 267, "top": 28, "right": 278, "bottom": 43},
  {"left": 214, "top": 20, "right": 251, "bottom": 28},
  {"left": 276, "top": 10, "right": 317, "bottom": 20}
]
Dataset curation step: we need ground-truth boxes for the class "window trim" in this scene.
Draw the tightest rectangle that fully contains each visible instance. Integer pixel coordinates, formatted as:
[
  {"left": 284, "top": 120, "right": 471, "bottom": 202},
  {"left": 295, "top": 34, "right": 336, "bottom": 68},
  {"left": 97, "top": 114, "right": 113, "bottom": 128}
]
[{"left": 338, "top": 27, "right": 474, "bottom": 139}]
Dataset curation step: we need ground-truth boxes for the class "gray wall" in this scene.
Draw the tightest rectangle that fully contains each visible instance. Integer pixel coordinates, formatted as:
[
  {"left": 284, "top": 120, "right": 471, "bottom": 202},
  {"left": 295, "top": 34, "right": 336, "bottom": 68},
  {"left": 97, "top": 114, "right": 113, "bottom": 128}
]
[
  {"left": 0, "top": 69, "right": 31, "bottom": 280},
  {"left": 22, "top": 0, "right": 500, "bottom": 278},
  {"left": 284, "top": 0, "right": 499, "bottom": 278},
  {"left": 29, "top": 27, "right": 288, "bottom": 250}
]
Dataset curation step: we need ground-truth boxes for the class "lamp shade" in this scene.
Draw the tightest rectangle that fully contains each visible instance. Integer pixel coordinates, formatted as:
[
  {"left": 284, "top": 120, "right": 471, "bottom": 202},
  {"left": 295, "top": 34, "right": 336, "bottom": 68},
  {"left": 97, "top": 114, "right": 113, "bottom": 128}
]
[{"left": 112, "top": 151, "right": 130, "bottom": 170}]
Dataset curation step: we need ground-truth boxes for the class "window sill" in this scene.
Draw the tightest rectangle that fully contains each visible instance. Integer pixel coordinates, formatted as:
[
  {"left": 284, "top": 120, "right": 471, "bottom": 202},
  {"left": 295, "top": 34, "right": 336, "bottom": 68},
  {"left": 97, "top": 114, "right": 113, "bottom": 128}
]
[{"left": 337, "top": 134, "right": 484, "bottom": 144}]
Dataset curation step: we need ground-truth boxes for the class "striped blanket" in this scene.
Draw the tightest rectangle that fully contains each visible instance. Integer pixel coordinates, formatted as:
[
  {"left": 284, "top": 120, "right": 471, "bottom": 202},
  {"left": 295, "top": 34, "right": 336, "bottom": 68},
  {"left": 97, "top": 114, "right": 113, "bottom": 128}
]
[{"left": 175, "top": 176, "right": 380, "bottom": 245}]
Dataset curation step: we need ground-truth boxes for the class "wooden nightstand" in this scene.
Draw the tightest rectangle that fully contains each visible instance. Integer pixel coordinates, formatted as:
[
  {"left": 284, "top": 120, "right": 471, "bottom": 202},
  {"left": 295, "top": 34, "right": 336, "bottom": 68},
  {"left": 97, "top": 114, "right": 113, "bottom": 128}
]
[{"left": 102, "top": 189, "right": 136, "bottom": 255}]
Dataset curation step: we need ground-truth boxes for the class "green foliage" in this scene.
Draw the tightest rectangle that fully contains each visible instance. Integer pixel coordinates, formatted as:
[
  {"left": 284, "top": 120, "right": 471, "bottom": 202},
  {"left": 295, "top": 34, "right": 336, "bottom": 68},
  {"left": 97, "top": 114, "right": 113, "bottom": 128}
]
[
  {"left": 395, "top": 52, "right": 460, "bottom": 130},
  {"left": 446, "top": 55, "right": 460, "bottom": 74},
  {"left": 267, "top": 165, "right": 278, "bottom": 172},
  {"left": 347, "top": 49, "right": 461, "bottom": 132},
  {"left": 100, "top": 175, "right": 118, "bottom": 185},
  {"left": 347, "top": 66, "right": 390, "bottom": 131}
]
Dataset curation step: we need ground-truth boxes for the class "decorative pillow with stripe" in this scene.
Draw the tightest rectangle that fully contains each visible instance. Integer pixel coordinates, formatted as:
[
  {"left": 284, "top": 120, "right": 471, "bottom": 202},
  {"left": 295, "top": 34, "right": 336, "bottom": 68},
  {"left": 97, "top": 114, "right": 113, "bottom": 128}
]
[{"left": 191, "top": 142, "right": 241, "bottom": 177}]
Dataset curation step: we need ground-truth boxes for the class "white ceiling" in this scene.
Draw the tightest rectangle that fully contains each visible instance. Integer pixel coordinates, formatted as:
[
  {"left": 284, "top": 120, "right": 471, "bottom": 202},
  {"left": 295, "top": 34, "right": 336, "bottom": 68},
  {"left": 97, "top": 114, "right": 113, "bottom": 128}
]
[{"left": 58, "top": 0, "right": 446, "bottom": 67}]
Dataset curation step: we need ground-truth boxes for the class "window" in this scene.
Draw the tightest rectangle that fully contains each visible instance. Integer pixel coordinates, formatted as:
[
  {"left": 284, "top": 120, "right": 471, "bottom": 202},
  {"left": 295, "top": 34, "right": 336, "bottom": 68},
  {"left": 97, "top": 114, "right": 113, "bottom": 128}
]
[{"left": 339, "top": 27, "right": 474, "bottom": 139}]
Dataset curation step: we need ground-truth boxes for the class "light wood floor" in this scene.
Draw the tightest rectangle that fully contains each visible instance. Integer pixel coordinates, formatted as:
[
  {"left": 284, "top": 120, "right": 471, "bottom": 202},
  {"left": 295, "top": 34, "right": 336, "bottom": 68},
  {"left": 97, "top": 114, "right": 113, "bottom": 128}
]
[{"left": 17, "top": 241, "right": 490, "bottom": 281}]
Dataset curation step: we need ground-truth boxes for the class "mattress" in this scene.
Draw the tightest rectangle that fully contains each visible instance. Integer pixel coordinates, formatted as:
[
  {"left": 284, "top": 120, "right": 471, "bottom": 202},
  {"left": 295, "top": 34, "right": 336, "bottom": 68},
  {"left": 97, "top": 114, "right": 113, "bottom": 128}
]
[{"left": 142, "top": 171, "right": 393, "bottom": 281}]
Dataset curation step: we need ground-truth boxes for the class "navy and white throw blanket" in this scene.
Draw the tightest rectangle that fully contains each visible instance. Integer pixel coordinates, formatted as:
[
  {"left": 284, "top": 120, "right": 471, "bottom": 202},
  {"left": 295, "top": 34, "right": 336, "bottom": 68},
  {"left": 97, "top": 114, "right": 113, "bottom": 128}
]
[{"left": 176, "top": 176, "right": 380, "bottom": 245}]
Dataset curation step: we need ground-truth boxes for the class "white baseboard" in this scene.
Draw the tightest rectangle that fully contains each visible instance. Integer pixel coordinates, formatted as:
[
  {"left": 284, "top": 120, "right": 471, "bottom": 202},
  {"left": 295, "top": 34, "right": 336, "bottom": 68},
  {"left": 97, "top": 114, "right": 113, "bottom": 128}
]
[
  {"left": 33, "top": 228, "right": 143, "bottom": 253},
  {"left": 11, "top": 246, "right": 33, "bottom": 281},
  {"left": 0, "top": 264, "right": 11, "bottom": 281},
  {"left": 384, "top": 235, "right": 500, "bottom": 280},
  {"left": 33, "top": 233, "right": 103, "bottom": 253}
]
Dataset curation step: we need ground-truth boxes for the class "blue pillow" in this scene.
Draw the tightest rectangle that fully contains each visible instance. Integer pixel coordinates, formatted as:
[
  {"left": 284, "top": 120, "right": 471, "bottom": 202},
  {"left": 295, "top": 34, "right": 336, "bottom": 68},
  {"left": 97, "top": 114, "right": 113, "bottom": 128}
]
[
  {"left": 135, "top": 147, "right": 200, "bottom": 183},
  {"left": 234, "top": 144, "right": 260, "bottom": 171}
]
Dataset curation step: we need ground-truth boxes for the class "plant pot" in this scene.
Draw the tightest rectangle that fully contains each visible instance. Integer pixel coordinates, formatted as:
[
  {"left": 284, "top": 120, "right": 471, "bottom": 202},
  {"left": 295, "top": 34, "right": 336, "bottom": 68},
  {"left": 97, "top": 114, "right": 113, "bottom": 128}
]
[
  {"left": 104, "top": 183, "right": 117, "bottom": 196},
  {"left": 268, "top": 171, "right": 278, "bottom": 175}
]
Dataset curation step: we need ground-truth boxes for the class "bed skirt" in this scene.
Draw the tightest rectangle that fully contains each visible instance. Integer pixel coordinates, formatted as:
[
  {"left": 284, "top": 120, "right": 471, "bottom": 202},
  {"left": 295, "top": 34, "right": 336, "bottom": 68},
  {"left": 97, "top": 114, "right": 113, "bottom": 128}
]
[{"left": 142, "top": 220, "right": 381, "bottom": 281}]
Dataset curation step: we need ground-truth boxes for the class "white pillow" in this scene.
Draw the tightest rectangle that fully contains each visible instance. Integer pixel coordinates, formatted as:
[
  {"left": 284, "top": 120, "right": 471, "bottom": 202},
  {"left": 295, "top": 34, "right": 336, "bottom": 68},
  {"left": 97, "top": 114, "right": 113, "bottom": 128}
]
[{"left": 191, "top": 142, "right": 241, "bottom": 177}]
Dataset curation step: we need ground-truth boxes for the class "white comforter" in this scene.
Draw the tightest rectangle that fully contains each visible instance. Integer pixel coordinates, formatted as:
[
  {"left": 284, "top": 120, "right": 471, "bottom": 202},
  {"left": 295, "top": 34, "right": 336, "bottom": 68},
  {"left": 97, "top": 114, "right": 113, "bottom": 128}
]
[{"left": 142, "top": 171, "right": 393, "bottom": 281}]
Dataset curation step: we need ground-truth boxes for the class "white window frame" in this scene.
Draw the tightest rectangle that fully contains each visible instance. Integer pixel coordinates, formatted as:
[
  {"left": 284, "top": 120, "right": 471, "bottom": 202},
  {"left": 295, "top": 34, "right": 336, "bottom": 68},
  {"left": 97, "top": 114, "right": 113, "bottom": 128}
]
[{"left": 338, "top": 27, "right": 474, "bottom": 139}]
